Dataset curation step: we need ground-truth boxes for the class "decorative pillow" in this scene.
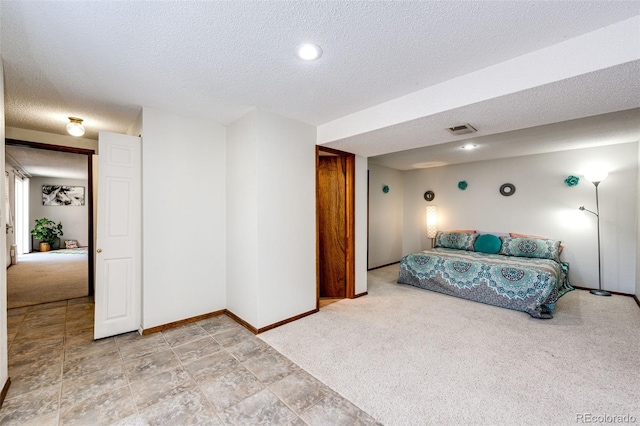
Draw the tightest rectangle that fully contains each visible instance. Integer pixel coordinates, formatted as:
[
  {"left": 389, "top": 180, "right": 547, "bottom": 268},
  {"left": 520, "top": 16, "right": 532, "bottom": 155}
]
[
  {"left": 65, "top": 240, "right": 79, "bottom": 249},
  {"left": 499, "top": 237, "right": 561, "bottom": 261},
  {"left": 510, "top": 232, "right": 565, "bottom": 253},
  {"left": 434, "top": 231, "right": 478, "bottom": 251},
  {"left": 474, "top": 234, "right": 502, "bottom": 254}
]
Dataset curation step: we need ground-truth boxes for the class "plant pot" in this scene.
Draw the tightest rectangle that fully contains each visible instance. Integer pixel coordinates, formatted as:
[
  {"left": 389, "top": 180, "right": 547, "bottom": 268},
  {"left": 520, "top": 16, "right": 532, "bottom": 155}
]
[{"left": 39, "top": 242, "right": 51, "bottom": 252}]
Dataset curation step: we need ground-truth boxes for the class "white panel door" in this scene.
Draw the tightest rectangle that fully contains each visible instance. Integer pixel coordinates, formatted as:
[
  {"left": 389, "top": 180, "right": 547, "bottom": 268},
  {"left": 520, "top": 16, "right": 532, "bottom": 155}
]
[{"left": 95, "top": 131, "right": 141, "bottom": 339}]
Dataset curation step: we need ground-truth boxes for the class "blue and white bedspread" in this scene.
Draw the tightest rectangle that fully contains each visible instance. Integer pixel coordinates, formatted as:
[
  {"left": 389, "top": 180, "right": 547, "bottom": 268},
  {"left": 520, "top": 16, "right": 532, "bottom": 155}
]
[{"left": 398, "top": 248, "right": 573, "bottom": 318}]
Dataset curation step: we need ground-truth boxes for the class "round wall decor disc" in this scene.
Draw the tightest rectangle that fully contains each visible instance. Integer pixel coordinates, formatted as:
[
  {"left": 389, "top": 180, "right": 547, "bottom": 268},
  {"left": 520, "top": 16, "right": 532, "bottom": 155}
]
[{"left": 500, "top": 183, "right": 516, "bottom": 196}]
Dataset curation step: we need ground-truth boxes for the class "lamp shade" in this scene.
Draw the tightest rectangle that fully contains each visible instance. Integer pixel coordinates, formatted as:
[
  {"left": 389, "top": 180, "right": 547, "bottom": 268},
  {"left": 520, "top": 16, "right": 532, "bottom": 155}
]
[
  {"left": 66, "top": 117, "right": 85, "bottom": 137},
  {"left": 584, "top": 169, "right": 608, "bottom": 183},
  {"left": 426, "top": 206, "right": 438, "bottom": 238}
]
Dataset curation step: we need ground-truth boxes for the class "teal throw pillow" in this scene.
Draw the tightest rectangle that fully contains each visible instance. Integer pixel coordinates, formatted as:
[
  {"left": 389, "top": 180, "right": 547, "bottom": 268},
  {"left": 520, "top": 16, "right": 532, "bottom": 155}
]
[{"left": 474, "top": 234, "right": 502, "bottom": 254}]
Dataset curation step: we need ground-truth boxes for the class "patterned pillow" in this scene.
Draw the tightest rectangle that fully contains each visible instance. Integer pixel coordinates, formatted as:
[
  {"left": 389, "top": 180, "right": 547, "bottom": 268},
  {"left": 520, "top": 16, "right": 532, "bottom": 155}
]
[
  {"left": 499, "top": 237, "right": 561, "bottom": 261},
  {"left": 434, "top": 231, "right": 478, "bottom": 251},
  {"left": 510, "top": 232, "right": 565, "bottom": 254},
  {"left": 65, "top": 240, "right": 79, "bottom": 249}
]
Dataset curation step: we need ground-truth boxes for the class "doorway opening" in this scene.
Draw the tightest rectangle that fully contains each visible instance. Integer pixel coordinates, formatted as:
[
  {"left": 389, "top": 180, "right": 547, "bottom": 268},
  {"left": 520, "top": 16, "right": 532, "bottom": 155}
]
[
  {"left": 5, "top": 139, "right": 95, "bottom": 305},
  {"left": 316, "top": 146, "right": 355, "bottom": 309}
]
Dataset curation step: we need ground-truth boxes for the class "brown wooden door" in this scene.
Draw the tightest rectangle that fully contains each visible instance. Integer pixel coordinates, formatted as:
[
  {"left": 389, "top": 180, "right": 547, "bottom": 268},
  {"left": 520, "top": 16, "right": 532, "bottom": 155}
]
[{"left": 318, "top": 156, "right": 346, "bottom": 298}]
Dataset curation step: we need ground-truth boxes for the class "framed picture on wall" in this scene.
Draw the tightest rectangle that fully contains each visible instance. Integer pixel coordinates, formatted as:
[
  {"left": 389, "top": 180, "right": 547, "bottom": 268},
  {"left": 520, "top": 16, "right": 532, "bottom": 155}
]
[{"left": 42, "top": 185, "right": 85, "bottom": 206}]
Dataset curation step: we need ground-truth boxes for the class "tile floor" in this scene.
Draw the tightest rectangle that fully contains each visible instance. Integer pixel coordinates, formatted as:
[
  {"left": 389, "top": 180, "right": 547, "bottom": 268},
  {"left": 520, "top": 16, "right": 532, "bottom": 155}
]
[{"left": 1, "top": 298, "right": 380, "bottom": 425}]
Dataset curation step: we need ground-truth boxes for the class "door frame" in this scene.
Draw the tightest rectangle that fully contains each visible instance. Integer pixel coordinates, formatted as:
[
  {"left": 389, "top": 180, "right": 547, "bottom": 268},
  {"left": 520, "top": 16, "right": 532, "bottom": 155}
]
[
  {"left": 5, "top": 139, "right": 95, "bottom": 296},
  {"left": 316, "top": 145, "right": 355, "bottom": 307}
]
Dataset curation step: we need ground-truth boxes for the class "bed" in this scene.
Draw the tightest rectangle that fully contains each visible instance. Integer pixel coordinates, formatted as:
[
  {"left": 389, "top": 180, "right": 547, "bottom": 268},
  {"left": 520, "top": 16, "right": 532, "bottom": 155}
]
[{"left": 397, "top": 231, "right": 573, "bottom": 318}]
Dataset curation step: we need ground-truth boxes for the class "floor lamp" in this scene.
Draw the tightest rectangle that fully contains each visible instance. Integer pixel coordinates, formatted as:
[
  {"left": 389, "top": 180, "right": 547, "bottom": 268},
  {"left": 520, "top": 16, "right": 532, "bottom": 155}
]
[
  {"left": 426, "top": 206, "right": 437, "bottom": 248},
  {"left": 579, "top": 170, "right": 611, "bottom": 297}
]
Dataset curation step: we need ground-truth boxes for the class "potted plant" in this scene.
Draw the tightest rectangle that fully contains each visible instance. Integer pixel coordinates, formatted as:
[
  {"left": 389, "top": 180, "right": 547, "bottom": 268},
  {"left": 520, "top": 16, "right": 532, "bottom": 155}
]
[{"left": 31, "top": 218, "right": 63, "bottom": 252}]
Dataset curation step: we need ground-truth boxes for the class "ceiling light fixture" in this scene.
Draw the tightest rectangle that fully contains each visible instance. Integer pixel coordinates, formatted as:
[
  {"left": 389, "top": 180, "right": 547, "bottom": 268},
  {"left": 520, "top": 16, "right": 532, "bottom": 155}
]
[
  {"left": 297, "top": 43, "right": 323, "bottom": 61},
  {"left": 461, "top": 144, "right": 477, "bottom": 150},
  {"left": 66, "top": 117, "right": 85, "bottom": 137}
]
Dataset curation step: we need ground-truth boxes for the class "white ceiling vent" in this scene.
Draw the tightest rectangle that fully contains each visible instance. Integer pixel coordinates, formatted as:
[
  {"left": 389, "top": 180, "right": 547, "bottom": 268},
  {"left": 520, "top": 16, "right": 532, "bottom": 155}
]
[{"left": 447, "top": 123, "right": 477, "bottom": 136}]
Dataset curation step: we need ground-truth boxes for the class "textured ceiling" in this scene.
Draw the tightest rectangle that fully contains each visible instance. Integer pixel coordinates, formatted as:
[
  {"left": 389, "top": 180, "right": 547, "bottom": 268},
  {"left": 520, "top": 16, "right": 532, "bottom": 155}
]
[
  {"left": 328, "top": 62, "right": 640, "bottom": 158},
  {"left": 6, "top": 145, "right": 87, "bottom": 180},
  {"left": 1, "top": 1, "right": 639, "bottom": 162},
  {"left": 369, "top": 108, "right": 640, "bottom": 170}
]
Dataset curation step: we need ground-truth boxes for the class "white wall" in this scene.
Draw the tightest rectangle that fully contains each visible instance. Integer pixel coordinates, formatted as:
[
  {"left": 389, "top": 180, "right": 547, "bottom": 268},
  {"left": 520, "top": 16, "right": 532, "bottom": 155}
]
[
  {"left": 127, "top": 109, "right": 142, "bottom": 137},
  {"left": 0, "top": 53, "right": 9, "bottom": 397},
  {"left": 226, "top": 110, "right": 259, "bottom": 326},
  {"left": 401, "top": 142, "right": 638, "bottom": 294},
  {"left": 29, "top": 177, "right": 88, "bottom": 249},
  {"left": 227, "top": 109, "right": 317, "bottom": 329},
  {"left": 141, "top": 107, "right": 227, "bottom": 329},
  {"left": 637, "top": 140, "right": 640, "bottom": 297},
  {"left": 367, "top": 163, "right": 403, "bottom": 269},
  {"left": 355, "top": 155, "right": 368, "bottom": 295},
  {"left": 255, "top": 110, "right": 317, "bottom": 328}
]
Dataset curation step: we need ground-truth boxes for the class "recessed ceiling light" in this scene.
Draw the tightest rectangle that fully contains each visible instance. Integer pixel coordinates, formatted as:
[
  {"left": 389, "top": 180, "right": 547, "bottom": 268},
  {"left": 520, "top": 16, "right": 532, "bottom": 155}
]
[
  {"left": 461, "top": 144, "right": 477, "bottom": 150},
  {"left": 298, "top": 43, "right": 323, "bottom": 61}
]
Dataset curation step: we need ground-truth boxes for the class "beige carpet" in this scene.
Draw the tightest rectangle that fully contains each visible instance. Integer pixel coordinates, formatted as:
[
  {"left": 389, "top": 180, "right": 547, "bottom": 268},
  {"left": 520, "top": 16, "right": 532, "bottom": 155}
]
[
  {"left": 7, "top": 250, "right": 88, "bottom": 308},
  {"left": 261, "top": 264, "right": 640, "bottom": 426}
]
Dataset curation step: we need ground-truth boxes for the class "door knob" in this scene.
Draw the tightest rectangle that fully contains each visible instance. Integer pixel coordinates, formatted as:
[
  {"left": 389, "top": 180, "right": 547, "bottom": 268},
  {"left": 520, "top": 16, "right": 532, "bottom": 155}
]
[{"left": 97, "top": 248, "right": 102, "bottom": 253}]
